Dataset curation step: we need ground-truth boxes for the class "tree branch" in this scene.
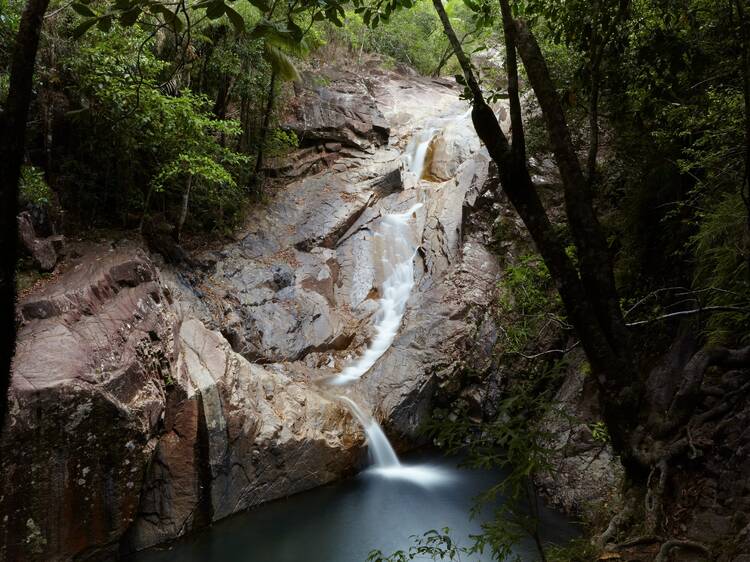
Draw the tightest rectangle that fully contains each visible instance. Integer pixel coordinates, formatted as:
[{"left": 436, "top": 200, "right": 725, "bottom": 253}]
[
  {"left": 499, "top": 0, "right": 525, "bottom": 161},
  {"left": 625, "top": 305, "right": 750, "bottom": 327}
]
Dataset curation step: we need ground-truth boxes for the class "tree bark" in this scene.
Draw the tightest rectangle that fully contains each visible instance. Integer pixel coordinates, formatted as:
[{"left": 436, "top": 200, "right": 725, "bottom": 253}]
[
  {"left": 432, "top": 0, "right": 642, "bottom": 464},
  {"left": 498, "top": 0, "right": 525, "bottom": 162},
  {"left": 586, "top": 0, "right": 602, "bottom": 188},
  {"left": 253, "top": 69, "right": 277, "bottom": 191},
  {"left": 174, "top": 174, "right": 193, "bottom": 242},
  {"left": 0, "top": 0, "right": 51, "bottom": 430},
  {"left": 513, "top": 20, "right": 633, "bottom": 362}
]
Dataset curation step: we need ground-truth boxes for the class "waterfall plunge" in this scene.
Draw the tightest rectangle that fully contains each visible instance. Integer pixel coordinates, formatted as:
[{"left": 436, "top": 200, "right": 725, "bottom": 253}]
[
  {"left": 338, "top": 396, "right": 400, "bottom": 468},
  {"left": 329, "top": 204, "right": 450, "bottom": 486}
]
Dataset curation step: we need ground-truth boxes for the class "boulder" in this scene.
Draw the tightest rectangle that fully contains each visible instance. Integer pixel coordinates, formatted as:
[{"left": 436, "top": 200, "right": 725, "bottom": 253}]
[
  {"left": 286, "top": 69, "right": 390, "bottom": 149},
  {"left": 17, "top": 211, "right": 60, "bottom": 272}
]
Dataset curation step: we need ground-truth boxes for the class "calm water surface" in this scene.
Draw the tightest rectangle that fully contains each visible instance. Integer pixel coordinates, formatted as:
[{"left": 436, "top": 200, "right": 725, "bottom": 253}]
[{"left": 131, "top": 450, "right": 577, "bottom": 562}]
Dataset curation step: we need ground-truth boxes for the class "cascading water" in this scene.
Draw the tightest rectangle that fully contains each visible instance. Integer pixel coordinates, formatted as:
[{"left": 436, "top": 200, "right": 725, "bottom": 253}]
[
  {"left": 330, "top": 203, "right": 422, "bottom": 386},
  {"left": 404, "top": 128, "right": 436, "bottom": 180},
  {"left": 338, "top": 396, "right": 400, "bottom": 468},
  {"left": 327, "top": 111, "right": 476, "bottom": 485}
]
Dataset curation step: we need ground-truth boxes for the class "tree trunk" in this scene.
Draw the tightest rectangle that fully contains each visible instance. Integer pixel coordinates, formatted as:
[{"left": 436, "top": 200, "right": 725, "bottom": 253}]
[
  {"left": 174, "top": 174, "right": 193, "bottom": 242},
  {"left": 432, "top": 0, "right": 642, "bottom": 467},
  {"left": 513, "top": 20, "right": 627, "bottom": 344},
  {"left": 212, "top": 74, "right": 235, "bottom": 119},
  {"left": 253, "top": 69, "right": 277, "bottom": 193},
  {"left": 734, "top": 0, "right": 750, "bottom": 278},
  {"left": 499, "top": 0, "right": 525, "bottom": 162},
  {"left": 0, "top": 0, "right": 51, "bottom": 430},
  {"left": 586, "top": 0, "right": 602, "bottom": 188}
]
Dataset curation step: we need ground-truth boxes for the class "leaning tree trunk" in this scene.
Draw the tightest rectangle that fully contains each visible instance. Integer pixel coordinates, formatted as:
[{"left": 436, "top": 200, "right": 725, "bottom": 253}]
[
  {"left": 0, "top": 0, "right": 51, "bottom": 431},
  {"left": 432, "top": 0, "right": 642, "bottom": 470}
]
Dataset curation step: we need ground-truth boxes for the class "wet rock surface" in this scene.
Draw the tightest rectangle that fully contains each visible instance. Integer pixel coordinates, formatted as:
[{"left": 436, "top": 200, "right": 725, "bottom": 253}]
[{"left": 2, "top": 65, "right": 504, "bottom": 560}]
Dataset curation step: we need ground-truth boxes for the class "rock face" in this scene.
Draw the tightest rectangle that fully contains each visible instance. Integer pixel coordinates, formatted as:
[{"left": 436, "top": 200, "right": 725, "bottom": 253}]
[
  {"left": 1, "top": 64, "right": 504, "bottom": 561},
  {"left": 1, "top": 243, "right": 361, "bottom": 561},
  {"left": 2, "top": 243, "right": 173, "bottom": 561},
  {"left": 286, "top": 69, "right": 390, "bottom": 149},
  {"left": 124, "top": 318, "right": 359, "bottom": 551}
]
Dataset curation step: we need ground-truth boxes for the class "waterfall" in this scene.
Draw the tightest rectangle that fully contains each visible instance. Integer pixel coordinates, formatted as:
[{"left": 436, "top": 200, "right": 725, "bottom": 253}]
[
  {"left": 328, "top": 202, "right": 450, "bottom": 486},
  {"left": 404, "top": 128, "right": 436, "bottom": 180},
  {"left": 338, "top": 396, "right": 400, "bottom": 467},
  {"left": 329, "top": 203, "right": 422, "bottom": 386},
  {"left": 326, "top": 112, "right": 475, "bottom": 485}
]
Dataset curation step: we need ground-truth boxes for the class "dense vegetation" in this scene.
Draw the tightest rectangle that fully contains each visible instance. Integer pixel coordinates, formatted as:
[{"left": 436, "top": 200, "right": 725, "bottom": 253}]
[{"left": 3, "top": 0, "right": 750, "bottom": 559}]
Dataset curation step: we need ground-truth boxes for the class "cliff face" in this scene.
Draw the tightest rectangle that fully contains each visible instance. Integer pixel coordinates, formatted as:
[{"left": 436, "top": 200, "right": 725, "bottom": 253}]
[{"left": 0, "top": 65, "right": 508, "bottom": 560}]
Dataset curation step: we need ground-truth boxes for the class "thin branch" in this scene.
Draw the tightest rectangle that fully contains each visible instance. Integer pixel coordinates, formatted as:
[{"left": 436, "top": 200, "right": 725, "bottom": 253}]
[
  {"left": 510, "top": 340, "right": 580, "bottom": 360},
  {"left": 44, "top": 1, "right": 72, "bottom": 19},
  {"left": 626, "top": 305, "right": 750, "bottom": 327}
]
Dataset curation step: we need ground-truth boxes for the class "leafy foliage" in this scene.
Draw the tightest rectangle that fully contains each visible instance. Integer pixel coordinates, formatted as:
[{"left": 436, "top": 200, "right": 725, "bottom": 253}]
[
  {"left": 367, "top": 528, "right": 474, "bottom": 562},
  {"left": 497, "top": 254, "right": 564, "bottom": 355},
  {"left": 19, "top": 166, "right": 54, "bottom": 208},
  {"left": 55, "top": 24, "right": 247, "bottom": 230},
  {"left": 319, "top": 0, "right": 492, "bottom": 77}
]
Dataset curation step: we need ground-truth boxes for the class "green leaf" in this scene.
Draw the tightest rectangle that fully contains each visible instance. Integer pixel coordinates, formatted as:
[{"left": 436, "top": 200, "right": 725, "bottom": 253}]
[
  {"left": 224, "top": 5, "right": 245, "bottom": 33},
  {"left": 287, "top": 19, "right": 303, "bottom": 41},
  {"left": 247, "top": 0, "right": 270, "bottom": 13},
  {"left": 205, "top": 1, "right": 226, "bottom": 19},
  {"left": 96, "top": 14, "right": 112, "bottom": 31},
  {"left": 72, "top": 17, "right": 98, "bottom": 38},
  {"left": 71, "top": 2, "right": 96, "bottom": 17},
  {"left": 150, "top": 4, "right": 184, "bottom": 32},
  {"left": 263, "top": 43, "right": 300, "bottom": 82},
  {"left": 119, "top": 6, "right": 141, "bottom": 25}
]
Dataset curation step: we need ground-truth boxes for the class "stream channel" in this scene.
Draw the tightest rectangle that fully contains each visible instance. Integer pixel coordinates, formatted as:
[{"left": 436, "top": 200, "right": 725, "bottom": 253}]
[{"left": 131, "top": 108, "right": 579, "bottom": 562}]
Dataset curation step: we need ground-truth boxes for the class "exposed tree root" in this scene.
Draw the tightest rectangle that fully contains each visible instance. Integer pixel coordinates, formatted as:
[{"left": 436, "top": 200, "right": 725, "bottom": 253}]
[
  {"left": 654, "top": 539, "right": 710, "bottom": 562},
  {"left": 645, "top": 459, "right": 669, "bottom": 533},
  {"left": 598, "top": 497, "right": 637, "bottom": 548}
]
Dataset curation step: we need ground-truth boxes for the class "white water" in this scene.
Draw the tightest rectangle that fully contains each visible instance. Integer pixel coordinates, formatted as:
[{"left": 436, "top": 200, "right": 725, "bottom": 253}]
[
  {"left": 327, "top": 114, "right": 470, "bottom": 486},
  {"left": 330, "top": 203, "right": 422, "bottom": 386},
  {"left": 338, "top": 397, "right": 400, "bottom": 467},
  {"left": 404, "top": 128, "right": 436, "bottom": 179},
  {"left": 338, "top": 396, "right": 451, "bottom": 486},
  {"left": 402, "top": 107, "right": 472, "bottom": 181}
]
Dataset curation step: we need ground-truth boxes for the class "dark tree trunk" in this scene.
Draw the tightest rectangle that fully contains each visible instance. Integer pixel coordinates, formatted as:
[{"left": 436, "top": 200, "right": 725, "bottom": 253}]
[
  {"left": 212, "top": 74, "right": 235, "bottom": 119},
  {"left": 735, "top": 0, "right": 750, "bottom": 278},
  {"left": 499, "top": 0, "right": 525, "bottom": 162},
  {"left": 174, "top": 174, "right": 193, "bottom": 242},
  {"left": 253, "top": 69, "right": 277, "bottom": 191},
  {"left": 432, "top": 0, "right": 642, "bottom": 466},
  {"left": 0, "top": 0, "right": 51, "bottom": 430}
]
